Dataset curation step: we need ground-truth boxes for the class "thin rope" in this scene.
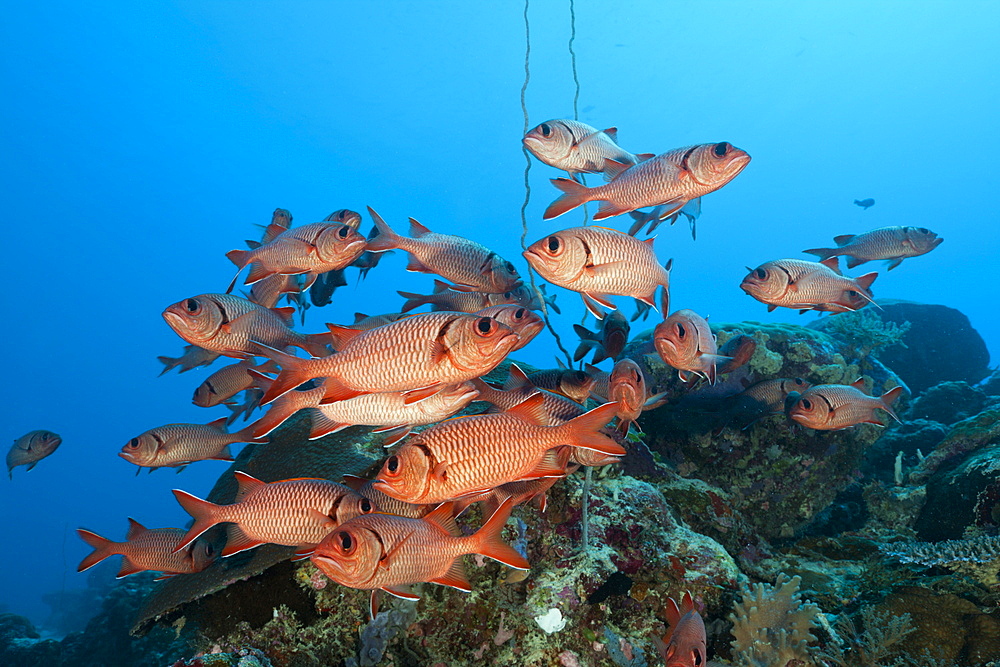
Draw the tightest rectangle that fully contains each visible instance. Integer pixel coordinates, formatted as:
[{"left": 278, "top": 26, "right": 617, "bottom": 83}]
[
  {"left": 568, "top": 0, "right": 589, "bottom": 225},
  {"left": 520, "top": 0, "right": 574, "bottom": 369}
]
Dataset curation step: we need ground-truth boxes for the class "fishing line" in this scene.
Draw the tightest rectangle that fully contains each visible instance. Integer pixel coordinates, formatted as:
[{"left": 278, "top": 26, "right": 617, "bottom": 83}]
[
  {"left": 520, "top": 0, "right": 574, "bottom": 369},
  {"left": 568, "top": 0, "right": 590, "bottom": 226}
]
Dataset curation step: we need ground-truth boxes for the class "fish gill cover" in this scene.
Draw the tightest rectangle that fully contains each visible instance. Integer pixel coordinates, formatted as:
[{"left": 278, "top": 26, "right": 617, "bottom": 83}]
[{"left": 2, "top": 2, "right": 1000, "bottom": 666}]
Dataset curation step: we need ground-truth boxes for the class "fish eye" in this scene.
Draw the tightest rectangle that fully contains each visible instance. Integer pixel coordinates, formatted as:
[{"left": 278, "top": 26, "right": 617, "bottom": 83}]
[
  {"left": 476, "top": 317, "right": 494, "bottom": 335},
  {"left": 514, "top": 308, "right": 526, "bottom": 319},
  {"left": 546, "top": 236, "right": 561, "bottom": 254},
  {"left": 337, "top": 225, "right": 349, "bottom": 238},
  {"left": 127, "top": 437, "right": 139, "bottom": 449},
  {"left": 676, "top": 322, "right": 686, "bottom": 338},
  {"left": 801, "top": 399, "right": 812, "bottom": 409},
  {"left": 386, "top": 455, "right": 399, "bottom": 474},
  {"left": 504, "top": 260, "right": 515, "bottom": 273},
  {"left": 338, "top": 532, "right": 353, "bottom": 551},
  {"left": 503, "top": 291, "right": 512, "bottom": 298},
  {"left": 794, "top": 378, "right": 806, "bottom": 386},
  {"left": 754, "top": 268, "right": 767, "bottom": 280},
  {"left": 918, "top": 227, "right": 929, "bottom": 234},
  {"left": 572, "top": 371, "right": 588, "bottom": 382},
  {"left": 360, "top": 498, "right": 373, "bottom": 513},
  {"left": 335, "top": 210, "right": 347, "bottom": 220},
  {"left": 713, "top": 142, "right": 730, "bottom": 157},
  {"left": 848, "top": 290, "right": 858, "bottom": 297},
  {"left": 540, "top": 123, "right": 551, "bottom": 137},
  {"left": 185, "top": 298, "right": 200, "bottom": 312}
]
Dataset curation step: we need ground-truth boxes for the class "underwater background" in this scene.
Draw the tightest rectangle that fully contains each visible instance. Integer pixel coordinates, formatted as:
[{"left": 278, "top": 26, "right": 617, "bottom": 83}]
[{"left": 2, "top": 1, "right": 1000, "bottom": 665}]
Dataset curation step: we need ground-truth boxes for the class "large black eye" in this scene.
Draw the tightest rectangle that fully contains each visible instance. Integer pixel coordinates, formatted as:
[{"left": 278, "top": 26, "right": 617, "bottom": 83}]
[
  {"left": 514, "top": 308, "right": 526, "bottom": 319},
  {"left": 336, "top": 210, "right": 347, "bottom": 221},
  {"left": 337, "top": 225, "right": 349, "bottom": 238},
  {"left": 185, "top": 298, "right": 199, "bottom": 312},
  {"left": 754, "top": 268, "right": 766, "bottom": 279},
  {"left": 694, "top": 649, "right": 704, "bottom": 666},
  {"left": 504, "top": 261, "right": 515, "bottom": 273},
  {"left": 360, "top": 498, "right": 373, "bottom": 513},
  {"left": 573, "top": 371, "right": 588, "bottom": 382},
  {"left": 338, "top": 532, "right": 352, "bottom": 551},
  {"left": 127, "top": 437, "right": 139, "bottom": 449},
  {"left": 476, "top": 317, "right": 494, "bottom": 334},
  {"left": 503, "top": 291, "right": 512, "bottom": 298},
  {"left": 918, "top": 227, "right": 929, "bottom": 234},
  {"left": 546, "top": 236, "right": 560, "bottom": 253},
  {"left": 540, "top": 123, "right": 551, "bottom": 137},
  {"left": 387, "top": 456, "right": 399, "bottom": 473},
  {"left": 676, "top": 322, "right": 686, "bottom": 338},
  {"left": 794, "top": 378, "right": 806, "bottom": 386},
  {"left": 713, "top": 142, "right": 730, "bottom": 157},
  {"left": 801, "top": 399, "right": 812, "bottom": 409}
]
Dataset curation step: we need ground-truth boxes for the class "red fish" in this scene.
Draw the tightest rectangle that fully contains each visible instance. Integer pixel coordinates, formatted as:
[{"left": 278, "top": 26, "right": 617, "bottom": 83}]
[
  {"left": 7, "top": 430, "right": 62, "bottom": 479},
  {"left": 654, "top": 309, "right": 732, "bottom": 384},
  {"left": 789, "top": 379, "right": 903, "bottom": 430},
  {"left": 119, "top": 418, "right": 262, "bottom": 472},
  {"left": 805, "top": 225, "right": 943, "bottom": 271},
  {"left": 608, "top": 359, "right": 666, "bottom": 435},
  {"left": 192, "top": 358, "right": 277, "bottom": 408},
  {"left": 172, "top": 472, "right": 374, "bottom": 556},
  {"left": 523, "top": 368, "right": 596, "bottom": 404},
  {"left": 162, "top": 293, "right": 330, "bottom": 360},
  {"left": 366, "top": 208, "right": 522, "bottom": 293},
  {"left": 740, "top": 258, "right": 877, "bottom": 313},
  {"left": 310, "top": 497, "right": 529, "bottom": 619},
  {"left": 373, "top": 395, "right": 622, "bottom": 504},
  {"left": 473, "top": 305, "right": 544, "bottom": 351},
  {"left": 77, "top": 518, "right": 215, "bottom": 579},
  {"left": 399, "top": 280, "right": 543, "bottom": 314},
  {"left": 653, "top": 592, "right": 707, "bottom": 667},
  {"left": 523, "top": 120, "right": 647, "bottom": 178}
]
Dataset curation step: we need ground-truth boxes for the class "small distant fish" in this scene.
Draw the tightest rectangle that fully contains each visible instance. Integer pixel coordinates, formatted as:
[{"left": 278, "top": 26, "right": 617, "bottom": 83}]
[
  {"left": 715, "top": 334, "right": 756, "bottom": 375},
  {"left": 308, "top": 268, "right": 348, "bottom": 308},
  {"left": 654, "top": 309, "right": 732, "bottom": 384},
  {"left": 854, "top": 198, "right": 875, "bottom": 209},
  {"left": 349, "top": 311, "right": 410, "bottom": 330},
  {"left": 523, "top": 226, "right": 671, "bottom": 318},
  {"left": 608, "top": 358, "right": 666, "bottom": 435},
  {"left": 542, "top": 142, "right": 750, "bottom": 221},
  {"left": 162, "top": 293, "right": 330, "bottom": 359},
  {"left": 119, "top": 418, "right": 262, "bottom": 472},
  {"left": 653, "top": 591, "right": 707, "bottom": 667},
  {"left": 788, "top": 379, "right": 903, "bottom": 430},
  {"left": 373, "top": 395, "right": 623, "bottom": 504},
  {"left": 310, "top": 497, "right": 530, "bottom": 620},
  {"left": 353, "top": 225, "right": 389, "bottom": 282},
  {"left": 255, "top": 312, "right": 518, "bottom": 405},
  {"left": 157, "top": 344, "right": 220, "bottom": 376},
  {"left": 523, "top": 368, "right": 596, "bottom": 404},
  {"left": 7, "top": 430, "right": 62, "bottom": 479},
  {"left": 77, "top": 518, "right": 215, "bottom": 579},
  {"left": 628, "top": 197, "right": 702, "bottom": 239},
  {"left": 522, "top": 120, "right": 647, "bottom": 179},
  {"left": 192, "top": 359, "right": 277, "bottom": 408},
  {"left": 740, "top": 258, "right": 877, "bottom": 313},
  {"left": 473, "top": 365, "right": 586, "bottom": 425},
  {"left": 804, "top": 225, "right": 943, "bottom": 270},
  {"left": 399, "top": 280, "right": 543, "bottom": 314},
  {"left": 366, "top": 208, "right": 522, "bottom": 293},
  {"left": 573, "top": 310, "right": 630, "bottom": 364},
  {"left": 226, "top": 222, "right": 366, "bottom": 292},
  {"left": 173, "top": 472, "right": 375, "bottom": 556}
]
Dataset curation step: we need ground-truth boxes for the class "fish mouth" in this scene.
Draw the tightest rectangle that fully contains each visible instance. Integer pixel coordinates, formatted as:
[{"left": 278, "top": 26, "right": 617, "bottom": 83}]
[
  {"left": 310, "top": 554, "right": 345, "bottom": 578},
  {"left": 162, "top": 309, "right": 187, "bottom": 332}
]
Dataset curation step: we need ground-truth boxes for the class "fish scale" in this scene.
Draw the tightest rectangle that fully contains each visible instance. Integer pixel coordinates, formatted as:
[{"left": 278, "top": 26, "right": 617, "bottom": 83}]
[
  {"left": 193, "top": 359, "right": 274, "bottom": 407},
  {"left": 120, "top": 421, "right": 250, "bottom": 469},
  {"left": 116, "top": 529, "right": 194, "bottom": 572},
  {"left": 235, "top": 222, "right": 364, "bottom": 276},
  {"left": 311, "top": 383, "right": 477, "bottom": 431},
  {"left": 805, "top": 225, "right": 943, "bottom": 268}
]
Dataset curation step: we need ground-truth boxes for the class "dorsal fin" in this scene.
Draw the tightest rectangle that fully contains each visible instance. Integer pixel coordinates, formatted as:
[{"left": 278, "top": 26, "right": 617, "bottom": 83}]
[
  {"left": 505, "top": 392, "right": 548, "bottom": 425},
  {"left": 602, "top": 158, "right": 632, "bottom": 181},
  {"left": 833, "top": 234, "right": 855, "bottom": 246},
  {"left": 423, "top": 502, "right": 462, "bottom": 537},
  {"left": 819, "top": 256, "right": 841, "bottom": 274},
  {"left": 601, "top": 127, "right": 618, "bottom": 142},
  {"left": 206, "top": 417, "right": 228, "bottom": 431},
  {"left": 432, "top": 279, "right": 452, "bottom": 294},
  {"left": 326, "top": 323, "right": 366, "bottom": 348},
  {"left": 850, "top": 377, "right": 867, "bottom": 390},
  {"left": 505, "top": 363, "right": 534, "bottom": 391},
  {"left": 233, "top": 471, "right": 266, "bottom": 502},
  {"left": 126, "top": 517, "right": 147, "bottom": 540},
  {"left": 408, "top": 217, "right": 432, "bottom": 237},
  {"left": 270, "top": 306, "right": 296, "bottom": 326},
  {"left": 855, "top": 272, "right": 878, "bottom": 291},
  {"left": 353, "top": 312, "right": 369, "bottom": 324}
]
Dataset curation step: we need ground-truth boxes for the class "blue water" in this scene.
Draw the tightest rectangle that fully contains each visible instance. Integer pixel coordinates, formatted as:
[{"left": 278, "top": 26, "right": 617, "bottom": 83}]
[{"left": 1, "top": 0, "right": 997, "bottom": 631}]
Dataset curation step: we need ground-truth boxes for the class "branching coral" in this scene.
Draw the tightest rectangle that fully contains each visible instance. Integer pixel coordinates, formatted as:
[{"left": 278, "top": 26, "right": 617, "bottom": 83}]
[
  {"left": 729, "top": 573, "right": 821, "bottom": 667},
  {"left": 823, "top": 310, "right": 910, "bottom": 359},
  {"left": 814, "top": 607, "right": 950, "bottom": 667},
  {"left": 881, "top": 535, "right": 1000, "bottom": 586}
]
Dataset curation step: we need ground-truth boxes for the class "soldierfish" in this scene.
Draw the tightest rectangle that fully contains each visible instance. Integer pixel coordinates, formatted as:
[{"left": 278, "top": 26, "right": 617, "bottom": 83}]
[
  {"left": 628, "top": 198, "right": 702, "bottom": 239},
  {"left": 524, "top": 225, "right": 671, "bottom": 318},
  {"left": 77, "top": 518, "right": 215, "bottom": 579},
  {"left": 715, "top": 334, "right": 756, "bottom": 376},
  {"left": 341, "top": 474, "right": 434, "bottom": 520},
  {"left": 226, "top": 222, "right": 366, "bottom": 292},
  {"left": 854, "top": 198, "right": 875, "bottom": 209},
  {"left": 310, "top": 497, "right": 530, "bottom": 620},
  {"left": 608, "top": 358, "right": 666, "bottom": 435},
  {"left": 373, "top": 395, "right": 623, "bottom": 504},
  {"left": 119, "top": 418, "right": 262, "bottom": 472},
  {"left": 729, "top": 378, "right": 813, "bottom": 424},
  {"left": 653, "top": 592, "right": 707, "bottom": 667},
  {"left": 399, "top": 280, "right": 542, "bottom": 314},
  {"left": 653, "top": 309, "right": 732, "bottom": 384},
  {"left": 162, "top": 293, "right": 331, "bottom": 360},
  {"left": 473, "top": 305, "right": 544, "bottom": 351},
  {"left": 366, "top": 208, "right": 522, "bottom": 293},
  {"left": 308, "top": 209, "right": 366, "bottom": 307},
  {"left": 739, "top": 258, "right": 877, "bottom": 314},
  {"left": 522, "top": 119, "right": 648, "bottom": 179},
  {"left": 254, "top": 311, "right": 518, "bottom": 406},
  {"left": 157, "top": 344, "right": 220, "bottom": 376},
  {"left": 7, "top": 430, "right": 62, "bottom": 479},
  {"left": 542, "top": 142, "right": 750, "bottom": 221},
  {"left": 172, "top": 472, "right": 375, "bottom": 556},
  {"left": 246, "top": 272, "right": 303, "bottom": 309},
  {"left": 804, "top": 225, "right": 943, "bottom": 270},
  {"left": 192, "top": 359, "right": 278, "bottom": 408},
  {"left": 523, "top": 368, "right": 596, "bottom": 404},
  {"left": 573, "top": 310, "right": 630, "bottom": 364},
  {"left": 788, "top": 379, "right": 903, "bottom": 430}
]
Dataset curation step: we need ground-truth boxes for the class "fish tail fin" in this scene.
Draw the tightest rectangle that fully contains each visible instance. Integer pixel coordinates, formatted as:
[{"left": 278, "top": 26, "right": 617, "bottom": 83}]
[
  {"left": 397, "top": 290, "right": 432, "bottom": 313},
  {"left": 156, "top": 356, "right": 179, "bottom": 376},
  {"left": 171, "top": 490, "right": 222, "bottom": 552},
  {"left": 76, "top": 529, "right": 120, "bottom": 572},
  {"left": 881, "top": 385, "right": 904, "bottom": 422},
  {"left": 558, "top": 402, "right": 626, "bottom": 456},
  {"left": 226, "top": 249, "right": 249, "bottom": 268},
  {"left": 472, "top": 496, "right": 530, "bottom": 570},
  {"left": 250, "top": 384, "right": 324, "bottom": 437},
  {"left": 364, "top": 207, "right": 404, "bottom": 252},
  {"left": 298, "top": 333, "right": 333, "bottom": 358},
  {"left": 543, "top": 178, "right": 591, "bottom": 220},
  {"left": 802, "top": 247, "right": 837, "bottom": 260},
  {"left": 251, "top": 343, "right": 318, "bottom": 405}
]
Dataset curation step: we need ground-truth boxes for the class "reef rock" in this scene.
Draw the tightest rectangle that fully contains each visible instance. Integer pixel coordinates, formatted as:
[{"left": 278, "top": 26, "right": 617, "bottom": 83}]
[
  {"left": 915, "top": 441, "right": 1000, "bottom": 541},
  {"left": 633, "top": 321, "right": 903, "bottom": 540},
  {"left": 905, "top": 380, "right": 993, "bottom": 425}
]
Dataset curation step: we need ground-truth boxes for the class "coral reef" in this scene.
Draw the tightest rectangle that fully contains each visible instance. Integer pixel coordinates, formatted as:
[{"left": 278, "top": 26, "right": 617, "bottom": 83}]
[
  {"left": 905, "top": 381, "right": 992, "bottom": 425},
  {"left": 914, "top": 442, "right": 1000, "bottom": 540},
  {"left": 729, "top": 573, "right": 820, "bottom": 666},
  {"left": 909, "top": 406, "right": 1000, "bottom": 484},
  {"left": 882, "top": 535, "right": 1000, "bottom": 586},
  {"left": 821, "top": 308, "right": 911, "bottom": 359}
]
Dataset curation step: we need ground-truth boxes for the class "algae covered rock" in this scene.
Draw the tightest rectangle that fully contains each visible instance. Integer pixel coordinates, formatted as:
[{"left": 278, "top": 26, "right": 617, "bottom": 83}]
[
  {"left": 906, "top": 380, "right": 992, "bottom": 425},
  {"left": 915, "top": 441, "right": 1000, "bottom": 541}
]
